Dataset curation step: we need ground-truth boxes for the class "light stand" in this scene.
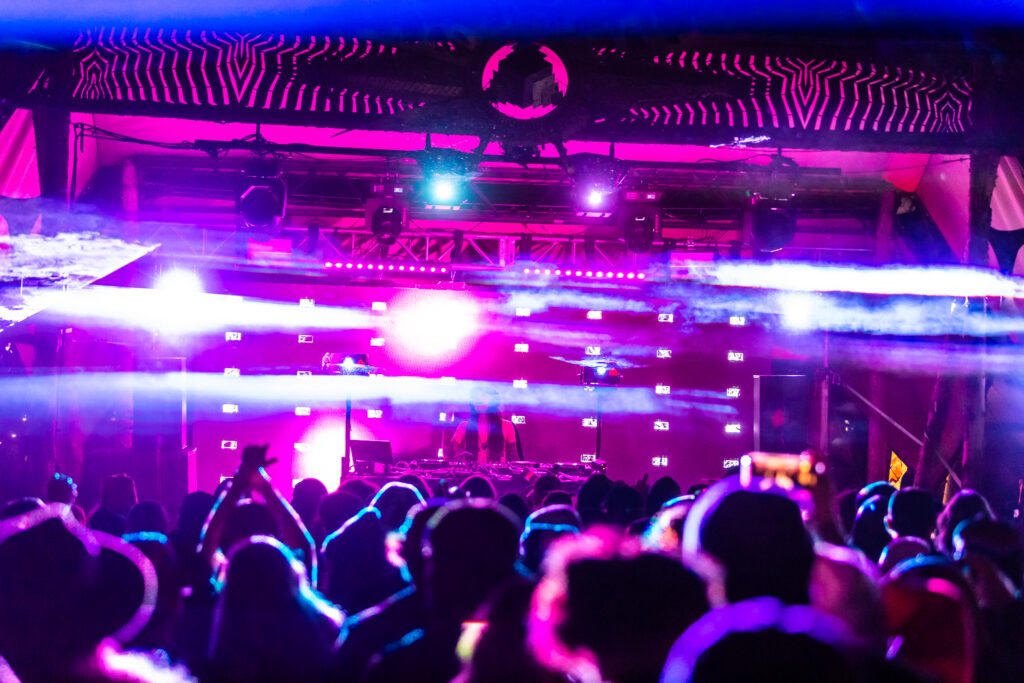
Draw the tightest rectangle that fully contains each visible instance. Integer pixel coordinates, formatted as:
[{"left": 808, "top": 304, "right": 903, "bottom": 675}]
[
  {"left": 322, "top": 352, "right": 371, "bottom": 480},
  {"left": 581, "top": 363, "right": 621, "bottom": 461}
]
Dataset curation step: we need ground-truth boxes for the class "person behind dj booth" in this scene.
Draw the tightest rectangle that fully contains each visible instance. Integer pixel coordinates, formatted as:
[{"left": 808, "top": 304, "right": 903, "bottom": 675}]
[{"left": 447, "top": 387, "right": 520, "bottom": 464}]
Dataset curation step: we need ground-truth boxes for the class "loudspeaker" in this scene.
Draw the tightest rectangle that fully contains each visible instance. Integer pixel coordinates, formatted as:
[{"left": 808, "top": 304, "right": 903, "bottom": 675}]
[{"left": 754, "top": 375, "right": 812, "bottom": 453}]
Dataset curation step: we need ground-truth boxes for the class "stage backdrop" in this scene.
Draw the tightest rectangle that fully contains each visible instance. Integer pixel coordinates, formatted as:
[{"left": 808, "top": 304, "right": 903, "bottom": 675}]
[{"left": 183, "top": 276, "right": 775, "bottom": 495}]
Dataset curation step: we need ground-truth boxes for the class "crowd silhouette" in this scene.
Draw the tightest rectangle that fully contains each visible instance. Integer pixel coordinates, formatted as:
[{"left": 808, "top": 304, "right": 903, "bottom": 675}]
[{"left": 1, "top": 443, "right": 1022, "bottom": 683}]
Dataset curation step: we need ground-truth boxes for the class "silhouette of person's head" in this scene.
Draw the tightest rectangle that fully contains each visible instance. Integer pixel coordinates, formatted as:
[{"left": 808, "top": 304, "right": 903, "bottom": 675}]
[
  {"left": 528, "top": 474, "right": 561, "bottom": 508},
  {"left": 834, "top": 488, "right": 859, "bottom": 539},
  {"left": 128, "top": 501, "right": 169, "bottom": 535},
  {"left": 122, "top": 532, "right": 181, "bottom": 651},
  {"left": 397, "top": 473, "right": 432, "bottom": 500},
  {"left": 318, "top": 490, "right": 364, "bottom": 536},
  {"left": 291, "top": 478, "right": 328, "bottom": 532},
  {"left": 852, "top": 495, "right": 892, "bottom": 564},
  {"left": 885, "top": 488, "right": 938, "bottom": 541},
  {"left": 936, "top": 489, "right": 995, "bottom": 555},
  {"left": 398, "top": 501, "right": 445, "bottom": 586},
  {"left": 603, "top": 483, "right": 644, "bottom": 528},
  {"left": 45, "top": 473, "right": 77, "bottom": 505},
  {"left": 646, "top": 476, "right": 682, "bottom": 517},
  {"left": 210, "top": 535, "right": 341, "bottom": 680},
  {"left": 856, "top": 481, "right": 896, "bottom": 511},
  {"left": 542, "top": 490, "right": 573, "bottom": 507},
  {"left": 221, "top": 501, "right": 279, "bottom": 554},
  {"left": 422, "top": 499, "right": 521, "bottom": 622},
  {"left": 688, "top": 629, "right": 855, "bottom": 683},
  {"left": 684, "top": 480, "right": 814, "bottom": 606},
  {"left": 370, "top": 482, "right": 426, "bottom": 531},
  {"left": 577, "top": 473, "right": 613, "bottom": 524},
  {"left": 660, "top": 598, "right": 857, "bottom": 683},
  {"left": 338, "top": 478, "right": 379, "bottom": 505},
  {"left": 459, "top": 474, "right": 497, "bottom": 499},
  {"left": 320, "top": 508, "right": 404, "bottom": 612},
  {"left": 529, "top": 528, "right": 709, "bottom": 683},
  {"left": 497, "top": 493, "right": 530, "bottom": 525},
  {"left": 953, "top": 517, "right": 1024, "bottom": 589},
  {"left": 175, "top": 491, "right": 216, "bottom": 547},
  {"left": 100, "top": 473, "right": 138, "bottom": 516},
  {"left": 520, "top": 504, "right": 581, "bottom": 575}
]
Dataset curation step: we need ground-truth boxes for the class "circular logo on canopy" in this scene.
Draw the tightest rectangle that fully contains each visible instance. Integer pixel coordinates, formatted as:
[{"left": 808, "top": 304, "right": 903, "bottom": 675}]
[{"left": 481, "top": 43, "right": 569, "bottom": 120}]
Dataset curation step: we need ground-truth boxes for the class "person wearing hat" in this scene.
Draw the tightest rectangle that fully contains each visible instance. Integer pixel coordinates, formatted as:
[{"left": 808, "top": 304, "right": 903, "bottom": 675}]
[{"left": 0, "top": 504, "right": 189, "bottom": 681}]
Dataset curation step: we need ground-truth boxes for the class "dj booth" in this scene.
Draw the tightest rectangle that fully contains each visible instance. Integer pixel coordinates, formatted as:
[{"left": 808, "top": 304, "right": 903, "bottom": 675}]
[{"left": 353, "top": 456, "right": 604, "bottom": 497}]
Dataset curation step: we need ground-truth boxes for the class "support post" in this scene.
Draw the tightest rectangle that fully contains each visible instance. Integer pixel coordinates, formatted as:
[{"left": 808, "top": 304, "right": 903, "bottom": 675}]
[{"left": 963, "top": 152, "right": 999, "bottom": 490}]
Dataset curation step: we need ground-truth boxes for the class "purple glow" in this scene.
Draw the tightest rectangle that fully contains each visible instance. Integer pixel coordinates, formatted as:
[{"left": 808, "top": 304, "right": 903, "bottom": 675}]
[{"left": 586, "top": 189, "right": 605, "bottom": 207}]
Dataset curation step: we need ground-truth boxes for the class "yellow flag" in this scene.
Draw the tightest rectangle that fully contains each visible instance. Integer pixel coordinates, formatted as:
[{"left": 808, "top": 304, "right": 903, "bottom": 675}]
[{"left": 889, "top": 451, "right": 908, "bottom": 489}]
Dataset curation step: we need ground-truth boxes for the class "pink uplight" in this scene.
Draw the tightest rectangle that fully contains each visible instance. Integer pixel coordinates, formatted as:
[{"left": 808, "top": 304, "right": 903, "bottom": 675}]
[
  {"left": 596, "top": 271, "right": 604, "bottom": 277},
  {"left": 555, "top": 270, "right": 562, "bottom": 275},
  {"left": 399, "top": 265, "right": 406, "bottom": 271},
  {"left": 586, "top": 271, "right": 593, "bottom": 277},
  {"left": 617, "top": 272, "right": 625, "bottom": 278},
  {"left": 346, "top": 263, "right": 354, "bottom": 268},
  {"left": 357, "top": 264, "right": 364, "bottom": 269},
  {"left": 388, "top": 265, "right": 395, "bottom": 270},
  {"left": 430, "top": 267, "right": 436, "bottom": 272},
  {"left": 440, "top": 268, "right": 447, "bottom": 273},
  {"left": 638, "top": 273, "right": 646, "bottom": 279},
  {"left": 575, "top": 271, "right": 582, "bottom": 276},
  {"left": 627, "top": 273, "right": 635, "bottom": 279}
]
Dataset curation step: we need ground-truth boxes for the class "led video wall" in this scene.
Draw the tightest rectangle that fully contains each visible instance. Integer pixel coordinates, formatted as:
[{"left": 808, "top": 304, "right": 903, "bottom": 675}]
[{"left": 187, "top": 278, "right": 773, "bottom": 494}]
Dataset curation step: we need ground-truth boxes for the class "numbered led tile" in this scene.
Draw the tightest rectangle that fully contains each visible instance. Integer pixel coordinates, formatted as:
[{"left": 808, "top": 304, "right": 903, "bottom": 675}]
[
  {"left": 295, "top": 406, "right": 311, "bottom": 416},
  {"left": 656, "top": 349, "right": 672, "bottom": 359},
  {"left": 298, "top": 334, "right": 314, "bottom": 344},
  {"left": 729, "top": 315, "right": 746, "bottom": 326},
  {"left": 586, "top": 310, "right": 603, "bottom": 320},
  {"left": 725, "top": 423, "right": 742, "bottom": 434},
  {"left": 655, "top": 384, "right": 671, "bottom": 395},
  {"left": 654, "top": 420, "right": 670, "bottom": 431},
  {"left": 727, "top": 351, "right": 744, "bottom": 362},
  {"left": 512, "top": 379, "right": 528, "bottom": 389},
  {"left": 726, "top": 386, "right": 741, "bottom": 398},
  {"left": 511, "top": 415, "right": 526, "bottom": 425},
  {"left": 580, "top": 454, "right": 597, "bottom": 463},
  {"left": 514, "top": 343, "right": 529, "bottom": 353},
  {"left": 371, "top": 301, "right": 388, "bottom": 311},
  {"left": 657, "top": 313, "right": 674, "bottom": 323},
  {"left": 367, "top": 409, "right": 383, "bottom": 419},
  {"left": 222, "top": 404, "right": 239, "bottom": 414},
  {"left": 585, "top": 346, "right": 601, "bottom": 356},
  {"left": 370, "top": 337, "right": 386, "bottom": 347},
  {"left": 225, "top": 331, "right": 242, "bottom": 341},
  {"left": 299, "top": 298, "right": 316, "bottom": 308},
  {"left": 582, "top": 417, "right": 598, "bottom": 428},
  {"left": 220, "top": 440, "right": 238, "bottom": 450},
  {"left": 224, "top": 367, "right": 240, "bottom": 377}
]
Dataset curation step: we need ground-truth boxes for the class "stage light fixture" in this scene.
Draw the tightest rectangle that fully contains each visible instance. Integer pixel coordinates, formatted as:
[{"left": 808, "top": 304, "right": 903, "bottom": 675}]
[
  {"left": 366, "top": 195, "right": 409, "bottom": 246},
  {"left": 322, "top": 352, "right": 371, "bottom": 376},
  {"left": 430, "top": 177, "right": 458, "bottom": 203},
  {"left": 581, "top": 363, "right": 621, "bottom": 386},
  {"left": 238, "top": 156, "right": 287, "bottom": 229},
  {"left": 619, "top": 203, "right": 660, "bottom": 253},
  {"left": 751, "top": 197, "right": 796, "bottom": 253}
]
